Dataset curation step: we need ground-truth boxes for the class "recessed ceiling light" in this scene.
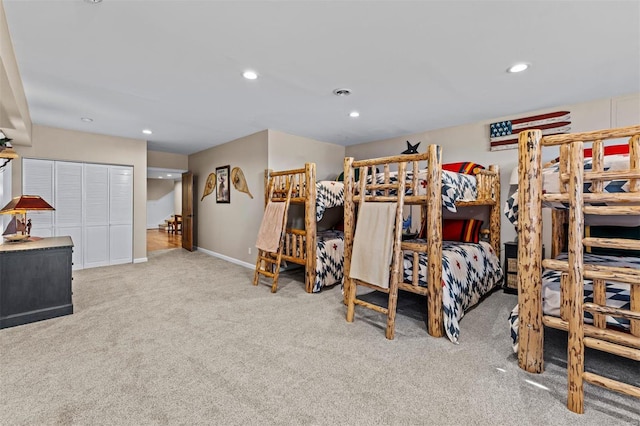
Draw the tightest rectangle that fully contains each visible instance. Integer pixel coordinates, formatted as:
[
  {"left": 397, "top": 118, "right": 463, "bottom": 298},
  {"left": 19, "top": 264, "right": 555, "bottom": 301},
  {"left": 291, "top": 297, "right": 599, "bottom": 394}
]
[
  {"left": 507, "top": 63, "right": 530, "bottom": 73},
  {"left": 167, "top": 174, "right": 172, "bottom": 177},
  {"left": 242, "top": 70, "right": 258, "bottom": 80},
  {"left": 349, "top": 111, "right": 360, "bottom": 118},
  {"left": 80, "top": 117, "right": 93, "bottom": 122},
  {"left": 158, "top": 176, "right": 163, "bottom": 179},
  {"left": 333, "top": 88, "right": 352, "bottom": 96},
  {"left": 142, "top": 129, "right": 152, "bottom": 135},
  {"left": 84, "top": 0, "right": 103, "bottom": 3}
]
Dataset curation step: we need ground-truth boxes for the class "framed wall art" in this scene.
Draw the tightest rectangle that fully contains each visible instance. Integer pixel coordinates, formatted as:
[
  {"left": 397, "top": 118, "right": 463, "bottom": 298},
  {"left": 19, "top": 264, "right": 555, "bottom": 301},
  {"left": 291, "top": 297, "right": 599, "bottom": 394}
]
[{"left": 216, "top": 165, "right": 230, "bottom": 203}]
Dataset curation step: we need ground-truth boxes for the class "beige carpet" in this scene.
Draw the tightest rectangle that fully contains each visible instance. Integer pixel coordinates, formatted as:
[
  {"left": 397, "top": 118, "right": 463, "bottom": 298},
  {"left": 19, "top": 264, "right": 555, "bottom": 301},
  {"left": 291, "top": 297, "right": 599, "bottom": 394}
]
[{"left": 0, "top": 248, "right": 638, "bottom": 425}]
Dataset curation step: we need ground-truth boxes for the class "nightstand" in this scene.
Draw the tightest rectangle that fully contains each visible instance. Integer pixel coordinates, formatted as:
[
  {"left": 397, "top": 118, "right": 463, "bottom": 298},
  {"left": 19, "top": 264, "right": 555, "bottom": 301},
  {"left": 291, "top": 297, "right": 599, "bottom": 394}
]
[
  {"left": 503, "top": 241, "right": 518, "bottom": 294},
  {"left": 503, "top": 241, "right": 543, "bottom": 294}
]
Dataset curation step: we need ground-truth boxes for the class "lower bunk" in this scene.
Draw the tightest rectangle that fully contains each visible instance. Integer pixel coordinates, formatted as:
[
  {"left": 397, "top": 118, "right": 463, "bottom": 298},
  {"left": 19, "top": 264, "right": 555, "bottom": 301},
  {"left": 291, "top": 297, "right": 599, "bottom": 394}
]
[
  {"left": 281, "top": 228, "right": 344, "bottom": 293},
  {"left": 401, "top": 239, "right": 503, "bottom": 343},
  {"left": 509, "top": 252, "right": 635, "bottom": 352}
]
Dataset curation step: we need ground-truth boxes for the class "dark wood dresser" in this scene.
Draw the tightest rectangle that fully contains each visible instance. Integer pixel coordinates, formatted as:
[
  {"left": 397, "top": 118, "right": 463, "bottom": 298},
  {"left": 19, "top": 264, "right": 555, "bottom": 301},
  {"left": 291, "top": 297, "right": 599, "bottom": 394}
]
[{"left": 0, "top": 236, "right": 74, "bottom": 329}]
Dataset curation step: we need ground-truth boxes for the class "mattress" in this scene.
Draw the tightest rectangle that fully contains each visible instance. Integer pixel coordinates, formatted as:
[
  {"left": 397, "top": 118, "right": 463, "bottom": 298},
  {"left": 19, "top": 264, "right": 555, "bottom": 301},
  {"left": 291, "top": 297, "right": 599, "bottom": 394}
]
[
  {"left": 313, "top": 229, "right": 344, "bottom": 293},
  {"left": 402, "top": 240, "right": 503, "bottom": 343},
  {"left": 508, "top": 252, "right": 634, "bottom": 353}
]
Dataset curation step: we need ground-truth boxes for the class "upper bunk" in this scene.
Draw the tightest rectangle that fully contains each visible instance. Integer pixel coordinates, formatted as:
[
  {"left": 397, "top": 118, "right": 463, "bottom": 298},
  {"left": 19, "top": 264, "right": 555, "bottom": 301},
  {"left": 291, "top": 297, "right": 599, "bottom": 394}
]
[
  {"left": 266, "top": 163, "right": 344, "bottom": 222},
  {"left": 343, "top": 146, "right": 501, "bottom": 254}
]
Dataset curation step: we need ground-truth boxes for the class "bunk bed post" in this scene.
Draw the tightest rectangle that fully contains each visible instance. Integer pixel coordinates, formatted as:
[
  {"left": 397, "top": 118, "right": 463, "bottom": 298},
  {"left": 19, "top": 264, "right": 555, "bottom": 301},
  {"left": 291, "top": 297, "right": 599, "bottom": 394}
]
[
  {"left": 517, "top": 129, "right": 545, "bottom": 374},
  {"left": 567, "top": 141, "right": 585, "bottom": 414},
  {"left": 385, "top": 161, "right": 407, "bottom": 340},
  {"left": 264, "top": 169, "right": 272, "bottom": 207},
  {"left": 305, "top": 163, "right": 317, "bottom": 293},
  {"left": 343, "top": 157, "right": 355, "bottom": 308},
  {"left": 426, "top": 145, "right": 444, "bottom": 337},
  {"left": 631, "top": 135, "right": 640, "bottom": 337},
  {"left": 488, "top": 165, "right": 501, "bottom": 255}
]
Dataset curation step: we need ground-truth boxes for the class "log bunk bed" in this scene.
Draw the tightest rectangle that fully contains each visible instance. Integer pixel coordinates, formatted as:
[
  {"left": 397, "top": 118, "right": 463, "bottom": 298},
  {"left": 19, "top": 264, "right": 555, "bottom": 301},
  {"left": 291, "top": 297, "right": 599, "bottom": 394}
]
[
  {"left": 254, "top": 163, "right": 344, "bottom": 293},
  {"left": 343, "top": 145, "right": 502, "bottom": 342},
  {"left": 513, "top": 125, "right": 640, "bottom": 413}
]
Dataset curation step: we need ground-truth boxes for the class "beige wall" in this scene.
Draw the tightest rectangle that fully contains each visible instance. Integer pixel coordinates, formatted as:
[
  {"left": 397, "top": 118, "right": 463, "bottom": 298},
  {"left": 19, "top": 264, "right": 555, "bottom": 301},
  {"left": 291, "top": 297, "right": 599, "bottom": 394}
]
[
  {"left": 174, "top": 180, "right": 182, "bottom": 215},
  {"left": 267, "top": 129, "right": 345, "bottom": 180},
  {"left": 148, "top": 150, "right": 188, "bottom": 170},
  {"left": 189, "top": 130, "right": 268, "bottom": 265},
  {"left": 0, "top": 0, "right": 31, "bottom": 145},
  {"left": 346, "top": 93, "right": 640, "bottom": 257},
  {"left": 147, "top": 179, "right": 174, "bottom": 200},
  {"left": 13, "top": 125, "right": 147, "bottom": 261}
]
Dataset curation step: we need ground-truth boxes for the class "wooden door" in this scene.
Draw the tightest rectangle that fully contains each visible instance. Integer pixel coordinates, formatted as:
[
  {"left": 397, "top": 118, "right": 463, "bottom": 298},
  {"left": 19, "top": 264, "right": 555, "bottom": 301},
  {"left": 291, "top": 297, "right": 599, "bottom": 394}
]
[{"left": 182, "top": 171, "right": 194, "bottom": 251}]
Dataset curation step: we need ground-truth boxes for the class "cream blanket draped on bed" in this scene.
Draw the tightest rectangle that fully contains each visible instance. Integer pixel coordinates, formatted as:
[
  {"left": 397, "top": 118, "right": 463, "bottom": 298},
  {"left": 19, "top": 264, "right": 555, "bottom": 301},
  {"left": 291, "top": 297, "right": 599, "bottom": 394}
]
[
  {"left": 349, "top": 202, "right": 397, "bottom": 289},
  {"left": 255, "top": 202, "right": 287, "bottom": 253}
]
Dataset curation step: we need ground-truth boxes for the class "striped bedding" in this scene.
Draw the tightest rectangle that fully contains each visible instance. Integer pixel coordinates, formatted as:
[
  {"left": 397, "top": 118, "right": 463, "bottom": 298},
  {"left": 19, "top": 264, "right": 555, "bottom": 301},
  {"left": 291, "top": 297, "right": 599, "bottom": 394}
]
[{"left": 508, "top": 252, "right": 634, "bottom": 353}]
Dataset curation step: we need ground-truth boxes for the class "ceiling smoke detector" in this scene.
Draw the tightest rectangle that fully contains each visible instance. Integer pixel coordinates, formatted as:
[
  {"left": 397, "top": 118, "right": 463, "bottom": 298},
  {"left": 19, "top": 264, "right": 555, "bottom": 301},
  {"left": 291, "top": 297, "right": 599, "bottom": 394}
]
[{"left": 333, "top": 88, "right": 352, "bottom": 97}]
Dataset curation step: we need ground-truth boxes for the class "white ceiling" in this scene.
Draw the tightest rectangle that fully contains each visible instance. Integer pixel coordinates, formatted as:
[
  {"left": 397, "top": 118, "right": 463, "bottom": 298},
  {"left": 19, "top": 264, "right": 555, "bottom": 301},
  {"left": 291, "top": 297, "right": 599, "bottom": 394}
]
[{"left": 4, "top": 0, "right": 639, "bottom": 156}]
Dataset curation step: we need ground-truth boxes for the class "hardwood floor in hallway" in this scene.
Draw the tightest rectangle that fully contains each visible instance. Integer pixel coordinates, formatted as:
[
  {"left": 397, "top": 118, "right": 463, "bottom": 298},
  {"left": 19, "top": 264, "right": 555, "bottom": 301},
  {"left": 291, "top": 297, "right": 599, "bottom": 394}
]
[{"left": 147, "top": 229, "right": 182, "bottom": 252}]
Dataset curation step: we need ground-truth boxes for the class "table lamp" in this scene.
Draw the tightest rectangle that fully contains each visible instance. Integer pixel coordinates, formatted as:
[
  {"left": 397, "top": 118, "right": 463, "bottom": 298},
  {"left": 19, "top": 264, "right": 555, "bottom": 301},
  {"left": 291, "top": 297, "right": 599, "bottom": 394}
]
[{"left": 0, "top": 195, "right": 55, "bottom": 241}]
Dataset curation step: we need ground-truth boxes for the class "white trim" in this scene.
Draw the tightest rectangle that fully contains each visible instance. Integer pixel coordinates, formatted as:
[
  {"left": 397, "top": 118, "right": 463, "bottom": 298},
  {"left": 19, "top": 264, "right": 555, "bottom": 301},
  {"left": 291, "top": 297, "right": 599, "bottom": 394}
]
[
  {"left": 197, "top": 247, "right": 254, "bottom": 269},
  {"left": 134, "top": 257, "right": 148, "bottom": 264}
]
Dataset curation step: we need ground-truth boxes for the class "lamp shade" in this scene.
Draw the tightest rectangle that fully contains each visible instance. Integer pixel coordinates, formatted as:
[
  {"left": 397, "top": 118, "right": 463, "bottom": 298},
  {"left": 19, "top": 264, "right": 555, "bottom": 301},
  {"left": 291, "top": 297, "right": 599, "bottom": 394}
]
[{"left": 0, "top": 195, "right": 55, "bottom": 215}]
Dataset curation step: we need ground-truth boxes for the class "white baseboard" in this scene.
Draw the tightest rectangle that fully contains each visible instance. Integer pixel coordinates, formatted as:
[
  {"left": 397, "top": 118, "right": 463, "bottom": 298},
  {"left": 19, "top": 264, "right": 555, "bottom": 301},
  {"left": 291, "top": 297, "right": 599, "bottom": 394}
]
[
  {"left": 134, "top": 257, "right": 148, "bottom": 264},
  {"left": 197, "top": 247, "right": 254, "bottom": 269}
]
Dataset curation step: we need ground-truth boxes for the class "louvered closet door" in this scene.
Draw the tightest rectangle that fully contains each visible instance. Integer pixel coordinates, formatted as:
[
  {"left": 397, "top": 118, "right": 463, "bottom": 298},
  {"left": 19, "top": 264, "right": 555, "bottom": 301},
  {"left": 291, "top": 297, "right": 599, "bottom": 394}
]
[
  {"left": 55, "top": 161, "right": 83, "bottom": 270},
  {"left": 22, "top": 159, "right": 54, "bottom": 237},
  {"left": 109, "top": 166, "right": 133, "bottom": 265},
  {"left": 83, "top": 164, "right": 110, "bottom": 268}
]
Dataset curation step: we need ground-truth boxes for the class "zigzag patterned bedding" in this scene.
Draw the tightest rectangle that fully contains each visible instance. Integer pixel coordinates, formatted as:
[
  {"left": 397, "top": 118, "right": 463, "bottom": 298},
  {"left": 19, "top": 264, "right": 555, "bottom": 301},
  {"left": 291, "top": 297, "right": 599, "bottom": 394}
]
[
  {"left": 505, "top": 153, "right": 632, "bottom": 225},
  {"left": 366, "top": 170, "right": 478, "bottom": 213},
  {"left": 508, "top": 252, "right": 634, "bottom": 353},
  {"left": 314, "top": 230, "right": 344, "bottom": 293},
  {"left": 316, "top": 181, "right": 344, "bottom": 221},
  {"left": 402, "top": 240, "right": 503, "bottom": 343}
]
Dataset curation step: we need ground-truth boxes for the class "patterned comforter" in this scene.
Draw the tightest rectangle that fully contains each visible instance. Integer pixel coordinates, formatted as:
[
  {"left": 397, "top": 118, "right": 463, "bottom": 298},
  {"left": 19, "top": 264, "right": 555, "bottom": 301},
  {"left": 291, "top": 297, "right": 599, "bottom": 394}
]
[
  {"left": 402, "top": 240, "right": 503, "bottom": 343},
  {"left": 316, "top": 181, "right": 344, "bottom": 221},
  {"left": 504, "top": 153, "right": 632, "bottom": 225},
  {"left": 368, "top": 170, "right": 478, "bottom": 213},
  {"left": 314, "top": 230, "right": 344, "bottom": 293},
  {"left": 508, "top": 252, "right": 634, "bottom": 353}
]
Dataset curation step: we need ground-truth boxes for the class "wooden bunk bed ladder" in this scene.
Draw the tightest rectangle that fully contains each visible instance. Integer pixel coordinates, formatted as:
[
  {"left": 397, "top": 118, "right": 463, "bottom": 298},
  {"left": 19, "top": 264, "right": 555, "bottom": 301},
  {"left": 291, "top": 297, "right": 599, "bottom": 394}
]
[
  {"left": 253, "top": 174, "right": 294, "bottom": 293},
  {"left": 344, "top": 155, "right": 411, "bottom": 340},
  {"left": 344, "top": 147, "right": 445, "bottom": 340},
  {"left": 565, "top": 139, "right": 640, "bottom": 413}
]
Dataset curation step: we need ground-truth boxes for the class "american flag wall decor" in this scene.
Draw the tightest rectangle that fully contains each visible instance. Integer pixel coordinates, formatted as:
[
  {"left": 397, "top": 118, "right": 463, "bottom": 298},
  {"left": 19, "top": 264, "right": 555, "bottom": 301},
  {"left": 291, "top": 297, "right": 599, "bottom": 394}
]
[{"left": 489, "top": 111, "right": 571, "bottom": 151}]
